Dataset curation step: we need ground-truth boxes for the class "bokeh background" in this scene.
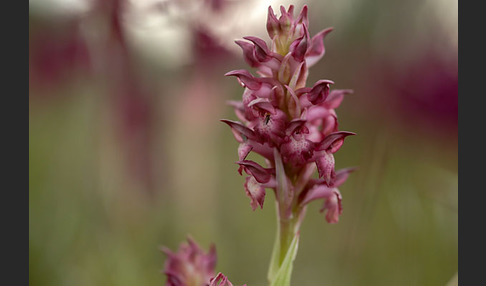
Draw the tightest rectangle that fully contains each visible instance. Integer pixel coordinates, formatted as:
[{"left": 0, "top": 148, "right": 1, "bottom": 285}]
[{"left": 29, "top": 0, "right": 458, "bottom": 285}]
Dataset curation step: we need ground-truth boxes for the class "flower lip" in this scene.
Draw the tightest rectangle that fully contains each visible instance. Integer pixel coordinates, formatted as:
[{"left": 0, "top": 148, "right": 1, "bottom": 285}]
[
  {"left": 320, "top": 189, "right": 342, "bottom": 223},
  {"left": 245, "top": 176, "right": 266, "bottom": 210}
]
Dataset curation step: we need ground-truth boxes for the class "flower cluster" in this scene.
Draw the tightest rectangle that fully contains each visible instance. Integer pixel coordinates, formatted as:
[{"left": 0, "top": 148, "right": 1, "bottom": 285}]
[{"left": 222, "top": 5, "right": 355, "bottom": 223}]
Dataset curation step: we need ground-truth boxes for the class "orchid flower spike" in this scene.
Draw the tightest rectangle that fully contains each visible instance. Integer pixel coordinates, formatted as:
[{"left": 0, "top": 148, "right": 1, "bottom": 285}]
[{"left": 222, "top": 4, "right": 356, "bottom": 224}]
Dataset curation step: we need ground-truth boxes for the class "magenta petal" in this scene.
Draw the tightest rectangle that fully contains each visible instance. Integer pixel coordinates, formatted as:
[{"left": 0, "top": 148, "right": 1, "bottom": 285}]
[
  {"left": 324, "top": 89, "right": 353, "bottom": 109},
  {"left": 238, "top": 143, "right": 253, "bottom": 161},
  {"left": 225, "top": 69, "right": 261, "bottom": 90},
  {"left": 234, "top": 40, "right": 260, "bottom": 68},
  {"left": 300, "top": 184, "right": 333, "bottom": 206},
  {"left": 285, "top": 85, "right": 302, "bottom": 117},
  {"left": 280, "top": 135, "right": 314, "bottom": 166},
  {"left": 315, "top": 151, "right": 335, "bottom": 185},
  {"left": 333, "top": 167, "right": 358, "bottom": 187},
  {"left": 288, "top": 61, "right": 307, "bottom": 90},
  {"left": 248, "top": 98, "right": 276, "bottom": 114},
  {"left": 306, "top": 27, "right": 333, "bottom": 67},
  {"left": 286, "top": 119, "right": 307, "bottom": 135},
  {"left": 220, "top": 119, "right": 259, "bottom": 142},
  {"left": 266, "top": 6, "right": 280, "bottom": 39},
  {"left": 317, "top": 131, "right": 356, "bottom": 153},
  {"left": 243, "top": 36, "right": 270, "bottom": 62},
  {"left": 226, "top": 100, "right": 243, "bottom": 110},
  {"left": 320, "top": 189, "right": 342, "bottom": 224},
  {"left": 277, "top": 53, "right": 293, "bottom": 84},
  {"left": 244, "top": 176, "right": 266, "bottom": 210},
  {"left": 305, "top": 106, "right": 331, "bottom": 122},
  {"left": 236, "top": 160, "right": 272, "bottom": 183},
  {"left": 321, "top": 113, "right": 339, "bottom": 136},
  {"left": 209, "top": 273, "right": 234, "bottom": 286},
  {"left": 279, "top": 5, "right": 292, "bottom": 27},
  {"left": 307, "top": 79, "right": 334, "bottom": 104},
  {"left": 296, "top": 5, "right": 309, "bottom": 27},
  {"left": 290, "top": 25, "right": 309, "bottom": 62}
]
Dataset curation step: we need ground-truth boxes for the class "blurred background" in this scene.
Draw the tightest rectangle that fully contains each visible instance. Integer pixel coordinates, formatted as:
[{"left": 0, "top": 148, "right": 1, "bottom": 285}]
[{"left": 29, "top": 0, "right": 457, "bottom": 285}]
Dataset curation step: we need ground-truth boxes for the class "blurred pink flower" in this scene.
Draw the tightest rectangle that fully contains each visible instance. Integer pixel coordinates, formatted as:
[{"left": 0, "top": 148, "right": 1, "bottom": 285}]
[{"left": 162, "top": 237, "right": 217, "bottom": 286}]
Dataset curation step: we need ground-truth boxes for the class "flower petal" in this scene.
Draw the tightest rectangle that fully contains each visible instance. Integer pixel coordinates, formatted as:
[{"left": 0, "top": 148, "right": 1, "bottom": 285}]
[
  {"left": 238, "top": 143, "right": 253, "bottom": 161},
  {"left": 285, "top": 118, "right": 307, "bottom": 135},
  {"left": 237, "top": 160, "right": 272, "bottom": 183},
  {"left": 220, "top": 119, "right": 259, "bottom": 142},
  {"left": 320, "top": 189, "right": 342, "bottom": 224},
  {"left": 289, "top": 24, "right": 309, "bottom": 62},
  {"left": 324, "top": 89, "right": 353, "bottom": 109},
  {"left": 296, "top": 5, "right": 309, "bottom": 27},
  {"left": 305, "top": 27, "right": 333, "bottom": 67},
  {"left": 299, "top": 184, "right": 334, "bottom": 206},
  {"left": 248, "top": 97, "right": 276, "bottom": 114},
  {"left": 266, "top": 6, "right": 280, "bottom": 39},
  {"left": 315, "top": 151, "right": 335, "bottom": 185},
  {"left": 225, "top": 69, "right": 261, "bottom": 90},
  {"left": 243, "top": 36, "right": 271, "bottom": 62},
  {"left": 209, "top": 273, "right": 234, "bottom": 286},
  {"left": 245, "top": 176, "right": 266, "bottom": 210},
  {"left": 284, "top": 85, "right": 302, "bottom": 117},
  {"left": 307, "top": 79, "right": 334, "bottom": 105},
  {"left": 316, "top": 131, "right": 356, "bottom": 153},
  {"left": 234, "top": 40, "right": 260, "bottom": 68},
  {"left": 333, "top": 167, "right": 358, "bottom": 187}
]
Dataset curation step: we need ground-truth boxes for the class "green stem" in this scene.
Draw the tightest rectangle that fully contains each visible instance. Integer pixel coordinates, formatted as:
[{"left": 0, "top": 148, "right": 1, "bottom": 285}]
[
  {"left": 268, "top": 204, "right": 306, "bottom": 286},
  {"left": 278, "top": 213, "right": 298, "bottom": 265}
]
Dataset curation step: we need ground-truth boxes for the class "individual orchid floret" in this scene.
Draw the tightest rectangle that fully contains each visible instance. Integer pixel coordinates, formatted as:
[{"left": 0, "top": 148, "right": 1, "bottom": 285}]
[
  {"left": 313, "top": 131, "right": 356, "bottom": 185},
  {"left": 299, "top": 167, "right": 357, "bottom": 223},
  {"left": 161, "top": 237, "right": 217, "bottom": 286},
  {"left": 237, "top": 160, "right": 277, "bottom": 210}
]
